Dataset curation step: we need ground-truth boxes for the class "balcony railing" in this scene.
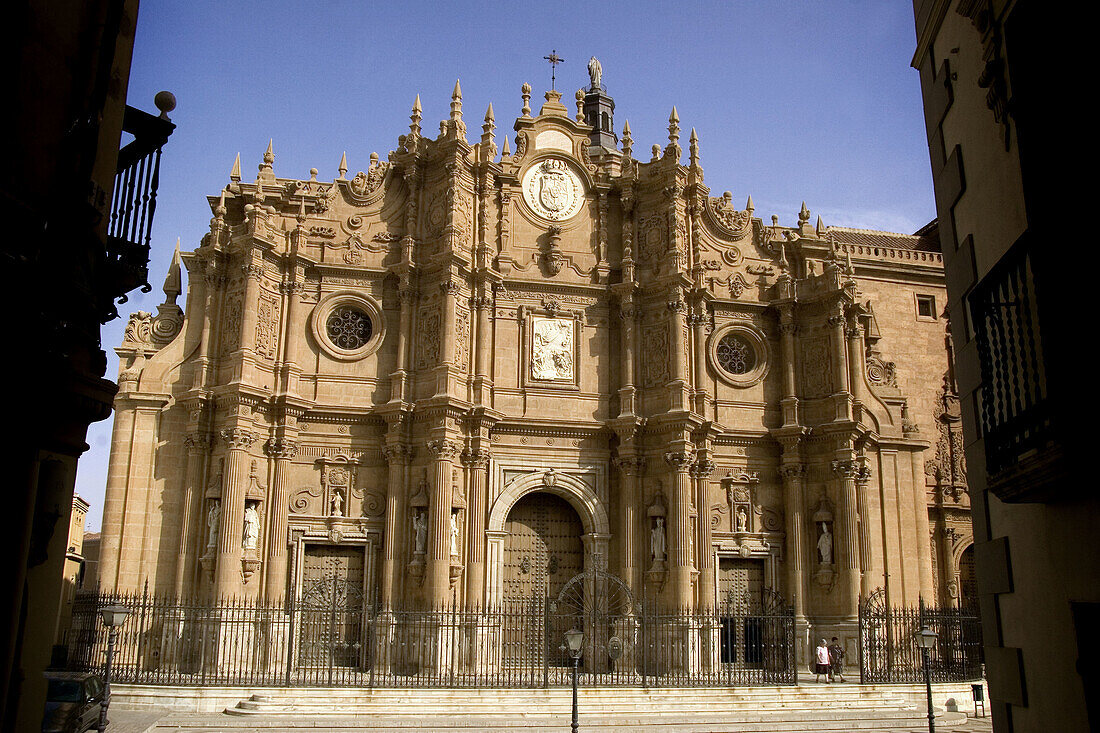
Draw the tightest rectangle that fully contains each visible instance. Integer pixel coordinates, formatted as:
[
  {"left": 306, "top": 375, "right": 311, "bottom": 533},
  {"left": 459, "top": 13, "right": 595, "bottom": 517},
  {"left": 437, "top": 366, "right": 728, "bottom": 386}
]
[
  {"left": 969, "top": 230, "right": 1059, "bottom": 499},
  {"left": 104, "top": 101, "right": 175, "bottom": 317}
]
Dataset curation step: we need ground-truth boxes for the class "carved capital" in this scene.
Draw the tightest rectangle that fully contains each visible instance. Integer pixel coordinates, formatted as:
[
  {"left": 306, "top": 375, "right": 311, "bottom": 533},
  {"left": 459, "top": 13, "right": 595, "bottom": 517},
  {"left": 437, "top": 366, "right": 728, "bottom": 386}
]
[
  {"left": 221, "top": 428, "right": 257, "bottom": 451},
  {"left": 439, "top": 280, "right": 459, "bottom": 296},
  {"left": 779, "top": 322, "right": 797, "bottom": 336},
  {"left": 264, "top": 438, "right": 299, "bottom": 460},
  {"left": 779, "top": 464, "right": 805, "bottom": 482},
  {"left": 831, "top": 459, "right": 858, "bottom": 480},
  {"left": 691, "top": 459, "right": 716, "bottom": 479},
  {"left": 667, "top": 298, "right": 686, "bottom": 312},
  {"left": 826, "top": 314, "right": 846, "bottom": 328},
  {"left": 664, "top": 451, "right": 693, "bottom": 472},
  {"left": 613, "top": 455, "right": 646, "bottom": 476},
  {"left": 461, "top": 449, "right": 491, "bottom": 469},
  {"left": 426, "top": 438, "right": 461, "bottom": 460},
  {"left": 383, "top": 443, "right": 414, "bottom": 465},
  {"left": 184, "top": 432, "right": 213, "bottom": 454}
]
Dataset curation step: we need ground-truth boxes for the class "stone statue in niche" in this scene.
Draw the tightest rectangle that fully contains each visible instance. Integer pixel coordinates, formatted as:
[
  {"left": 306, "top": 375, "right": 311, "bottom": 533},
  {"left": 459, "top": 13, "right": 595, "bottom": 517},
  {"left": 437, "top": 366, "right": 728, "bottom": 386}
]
[
  {"left": 330, "top": 490, "right": 344, "bottom": 517},
  {"left": 242, "top": 504, "right": 259, "bottom": 550},
  {"left": 206, "top": 501, "right": 220, "bottom": 549},
  {"left": 450, "top": 512, "right": 460, "bottom": 557},
  {"left": 736, "top": 506, "right": 749, "bottom": 533},
  {"left": 651, "top": 517, "right": 666, "bottom": 561},
  {"left": 530, "top": 317, "right": 574, "bottom": 381},
  {"left": 817, "top": 522, "right": 833, "bottom": 564},
  {"left": 412, "top": 512, "right": 427, "bottom": 554}
]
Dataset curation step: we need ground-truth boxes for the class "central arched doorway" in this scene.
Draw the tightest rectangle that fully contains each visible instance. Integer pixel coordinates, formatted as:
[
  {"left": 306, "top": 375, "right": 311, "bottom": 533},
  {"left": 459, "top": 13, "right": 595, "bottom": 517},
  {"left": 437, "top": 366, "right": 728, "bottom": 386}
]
[
  {"left": 502, "top": 492, "right": 583, "bottom": 602},
  {"left": 500, "top": 492, "right": 584, "bottom": 674}
]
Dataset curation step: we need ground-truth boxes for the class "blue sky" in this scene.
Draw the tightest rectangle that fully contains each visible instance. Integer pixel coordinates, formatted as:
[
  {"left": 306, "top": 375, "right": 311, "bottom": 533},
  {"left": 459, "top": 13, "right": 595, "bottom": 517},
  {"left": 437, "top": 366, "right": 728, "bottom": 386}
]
[{"left": 77, "top": 0, "right": 932, "bottom": 531}]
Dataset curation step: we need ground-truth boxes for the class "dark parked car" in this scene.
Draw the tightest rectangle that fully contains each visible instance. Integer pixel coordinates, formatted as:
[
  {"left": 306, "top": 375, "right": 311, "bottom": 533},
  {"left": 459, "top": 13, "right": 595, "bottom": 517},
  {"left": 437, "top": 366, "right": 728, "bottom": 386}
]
[{"left": 41, "top": 672, "right": 104, "bottom": 733}]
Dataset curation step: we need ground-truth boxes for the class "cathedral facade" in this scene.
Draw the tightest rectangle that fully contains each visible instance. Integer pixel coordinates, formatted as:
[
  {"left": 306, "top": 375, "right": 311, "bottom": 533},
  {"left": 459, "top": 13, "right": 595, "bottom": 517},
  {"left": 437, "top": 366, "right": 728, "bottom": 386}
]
[{"left": 98, "top": 72, "right": 972, "bottom": 664}]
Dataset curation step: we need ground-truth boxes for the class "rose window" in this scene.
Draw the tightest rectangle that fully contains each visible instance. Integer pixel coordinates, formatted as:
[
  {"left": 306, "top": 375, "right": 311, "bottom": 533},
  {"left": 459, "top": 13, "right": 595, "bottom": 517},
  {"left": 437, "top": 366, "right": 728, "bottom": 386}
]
[
  {"left": 325, "top": 306, "right": 372, "bottom": 350},
  {"left": 716, "top": 333, "right": 756, "bottom": 375}
]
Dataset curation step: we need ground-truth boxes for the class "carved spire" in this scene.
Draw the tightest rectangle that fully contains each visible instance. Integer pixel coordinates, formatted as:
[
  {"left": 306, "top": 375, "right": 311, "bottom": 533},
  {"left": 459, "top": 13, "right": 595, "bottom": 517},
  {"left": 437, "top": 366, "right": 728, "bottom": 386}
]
[
  {"left": 575, "top": 89, "right": 585, "bottom": 122},
  {"left": 480, "top": 103, "right": 497, "bottom": 161},
  {"left": 296, "top": 196, "right": 307, "bottom": 225},
  {"left": 260, "top": 139, "right": 274, "bottom": 179},
  {"left": 163, "top": 238, "right": 182, "bottom": 305},
  {"left": 621, "top": 120, "right": 633, "bottom": 158},
  {"left": 799, "top": 201, "right": 811, "bottom": 228},
  {"left": 338, "top": 151, "right": 348, "bottom": 180},
  {"left": 745, "top": 195, "right": 754, "bottom": 213},
  {"left": 816, "top": 215, "right": 826, "bottom": 237},
  {"left": 665, "top": 107, "right": 681, "bottom": 160},
  {"left": 501, "top": 133, "right": 511, "bottom": 157},
  {"left": 521, "top": 82, "right": 532, "bottom": 117},
  {"left": 410, "top": 94, "right": 422, "bottom": 139},
  {"left": 689, "top": 127, "right": 699, "bottom": 168},
  {"left": 446, "top": 79, "right": 466, "bottom": 140},
  {"left": 230, "top": 152, "right": 241, "bottom": 182}
]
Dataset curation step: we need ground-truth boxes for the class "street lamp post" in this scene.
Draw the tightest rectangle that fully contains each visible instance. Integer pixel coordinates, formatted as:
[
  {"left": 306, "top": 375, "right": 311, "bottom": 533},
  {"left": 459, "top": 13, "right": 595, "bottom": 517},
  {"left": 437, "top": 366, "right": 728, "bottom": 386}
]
[
  {"left": 96, "top": 604, "right": 130, "bottom": 733},
  {"left": 914, "top": 624, "right": 939, "bottom": 733},
  {"left": 563, "top": 627, "right": 584, "bottom": 733}
]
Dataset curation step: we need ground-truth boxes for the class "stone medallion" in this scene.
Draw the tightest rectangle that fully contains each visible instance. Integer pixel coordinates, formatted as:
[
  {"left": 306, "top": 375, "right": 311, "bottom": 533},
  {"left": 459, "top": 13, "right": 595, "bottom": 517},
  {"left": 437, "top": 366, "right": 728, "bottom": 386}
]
[{"left": 522, "top": 158, "right": 584, "bottom": 221}]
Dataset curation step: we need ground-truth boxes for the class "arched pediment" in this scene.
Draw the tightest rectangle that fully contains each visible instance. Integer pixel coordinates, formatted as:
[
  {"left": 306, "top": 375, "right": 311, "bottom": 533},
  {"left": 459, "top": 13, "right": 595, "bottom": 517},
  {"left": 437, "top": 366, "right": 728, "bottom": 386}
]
[{"left": 488, "top": 468, "right": 609, "bottom": 536}]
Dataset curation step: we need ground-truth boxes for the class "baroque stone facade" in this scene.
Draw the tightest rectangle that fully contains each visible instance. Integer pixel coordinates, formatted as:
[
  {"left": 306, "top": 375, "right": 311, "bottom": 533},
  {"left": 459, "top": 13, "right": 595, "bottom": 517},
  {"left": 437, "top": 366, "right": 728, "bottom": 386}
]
[{"left": 99, "top": 72, "right": 969, "bottom": 661}]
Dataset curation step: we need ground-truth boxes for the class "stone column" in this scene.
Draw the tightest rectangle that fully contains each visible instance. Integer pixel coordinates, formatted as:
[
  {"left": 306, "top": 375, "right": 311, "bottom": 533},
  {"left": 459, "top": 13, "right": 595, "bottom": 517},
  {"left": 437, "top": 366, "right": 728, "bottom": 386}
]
[
  {"left": 828, "top": 313, "right": 850, "bottom": 420},
  {"left": 281, "top": 281, "right": 304, "bottom": 395},
  {"left": 692, "top": 457, "right": 715, "bottom": 609},
  {"left": 437, "top": 281, "right": 458, "bottom": 396},
  {"left": 855, "top": 459, "right": 875, "bottom": 599},
  {"left": 910, "top": 450, "right": 935, "bottom": 601},
  {"left": 263, "top": 437, "right": 297, "bottom": 603},
  {"left": 613, "top": 455, "right": 644, "bottom": 594},
  {"left": 462, "top": 449, "right": 490, "bottom": 607},
  {"left": 472, "top": 294, "right": 492, "bottom": 405},
  {"left": 98, "top": 404, "right": 137, "bottom": 591},
  {"left": 426, "top": 438, "right": 459, "bottom": 606},
  {"left": 778, "top": 314, "right": 798, "bottom": 426},
  {"left": 846, "top": 318, "right": 864, "bottom": 406},
  {"left": 689, "top": 308, "right": 708, "bottom": 415},
  {"left": 668, "top": 294, "right": 689, "bottom": 411},
  {"left": 390, "top": 282, "right": 415, "bottom": 403},
  {"left": 665, "top": 449, "right": 695, "bottom": 609},
  {"left": 780, "top": 464, "right": 807, "bottom": 619},
  {"left": 238, "top": 256, "right": 263, "bottom": 356},
  {"left": 938, "top": 525, "right": 959, "bottom": 608},
  {"left": 173, "top": 431, "right": 211, "bottom": 598},
  {"left": 215, "top": 428, "right": 256, "bottom": 599},
  {"left": 191, "top": 258, "right": 221, "bottom": 391},
  {"left": 618, "top": 300, "right": 638, "bottom": 416},
  {"left": 381, "top": 442, "right": 411, "bottom": 608},
  {"left": 832, "top": 459, "right": 862, "bottom": 616}
]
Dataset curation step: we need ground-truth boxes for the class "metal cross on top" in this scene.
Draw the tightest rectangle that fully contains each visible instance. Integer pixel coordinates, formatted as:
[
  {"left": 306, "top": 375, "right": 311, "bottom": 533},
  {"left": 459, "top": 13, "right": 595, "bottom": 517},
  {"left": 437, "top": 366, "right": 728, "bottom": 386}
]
[{"left": 544, "top": 49, "right": 565, "bottom": 90}]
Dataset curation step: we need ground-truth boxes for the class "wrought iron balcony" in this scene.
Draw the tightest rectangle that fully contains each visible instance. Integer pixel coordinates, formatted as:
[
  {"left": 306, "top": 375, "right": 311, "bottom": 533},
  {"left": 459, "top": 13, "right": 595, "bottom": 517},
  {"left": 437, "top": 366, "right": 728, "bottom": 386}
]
[
  {"left": 104, "top": 93, "right": 176, "bottom": 318},
  {"left": 970, "top": 230, "right": 1062, "bottom": 501}
]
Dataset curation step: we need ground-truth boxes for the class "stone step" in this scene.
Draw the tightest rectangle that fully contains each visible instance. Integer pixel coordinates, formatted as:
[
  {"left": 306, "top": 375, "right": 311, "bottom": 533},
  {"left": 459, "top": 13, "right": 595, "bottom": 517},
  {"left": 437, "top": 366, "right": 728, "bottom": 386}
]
[{"left": 225, "top": 695, "right": 910, "bottom": 708}]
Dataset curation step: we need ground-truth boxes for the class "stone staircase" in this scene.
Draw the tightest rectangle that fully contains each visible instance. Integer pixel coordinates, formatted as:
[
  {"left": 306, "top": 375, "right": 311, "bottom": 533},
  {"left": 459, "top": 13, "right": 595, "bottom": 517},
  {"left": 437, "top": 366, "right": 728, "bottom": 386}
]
[{"left": 211, "top": 685, "right": 969, "bottom": 731}]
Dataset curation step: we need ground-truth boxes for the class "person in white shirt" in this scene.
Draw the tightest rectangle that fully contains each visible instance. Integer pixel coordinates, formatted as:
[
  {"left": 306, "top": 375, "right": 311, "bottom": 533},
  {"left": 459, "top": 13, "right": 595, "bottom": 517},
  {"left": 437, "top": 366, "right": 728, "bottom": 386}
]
[{"left": 814, "top": 639, "right": 832, "bottom": 682}]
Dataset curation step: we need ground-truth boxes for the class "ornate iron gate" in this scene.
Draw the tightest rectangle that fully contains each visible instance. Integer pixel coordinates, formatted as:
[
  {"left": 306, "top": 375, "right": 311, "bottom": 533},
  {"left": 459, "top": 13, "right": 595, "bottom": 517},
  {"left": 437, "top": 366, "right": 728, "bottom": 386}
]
[{"left": 859, "top": 589, "right": 983, "bottom": 683}]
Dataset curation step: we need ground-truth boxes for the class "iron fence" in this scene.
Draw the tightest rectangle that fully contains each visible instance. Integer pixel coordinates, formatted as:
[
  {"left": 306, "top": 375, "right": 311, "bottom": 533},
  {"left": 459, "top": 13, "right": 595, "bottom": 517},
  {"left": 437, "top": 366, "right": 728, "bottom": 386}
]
[
  {"left": 859, "top": 592, "right": 983, "bottom": 683},
  {"left": 63, "top": 590, "right": 796, "bottom": 688}
]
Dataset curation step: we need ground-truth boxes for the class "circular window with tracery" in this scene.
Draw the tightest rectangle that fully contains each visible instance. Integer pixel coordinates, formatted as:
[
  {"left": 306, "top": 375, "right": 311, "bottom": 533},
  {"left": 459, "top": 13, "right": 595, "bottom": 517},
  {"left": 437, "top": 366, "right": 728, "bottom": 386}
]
[
  {"left": 326, "top": 306, "right": 372, "bottom": 350},
  {"left": 311, "top": 291, "right": 385, "bottom": 361},
  {"left": 708, "top": 322, "right": 768, "bottom": 387},
  {"left": 716, "top": 333, "right": 756, "bottom": 375}
]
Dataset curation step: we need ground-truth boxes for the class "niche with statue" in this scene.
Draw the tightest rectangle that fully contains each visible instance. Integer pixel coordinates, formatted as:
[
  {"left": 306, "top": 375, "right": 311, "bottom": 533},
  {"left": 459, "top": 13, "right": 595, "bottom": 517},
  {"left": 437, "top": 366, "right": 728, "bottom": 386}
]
[
  {"left": 646, "top": 487, "right": 668, "bottom": 588},
  {"left": 408, "top": 471, "right": 429, "bottom": 585},
  {"left": 812, "top": 493, "right": 835, "bottom": 588}
]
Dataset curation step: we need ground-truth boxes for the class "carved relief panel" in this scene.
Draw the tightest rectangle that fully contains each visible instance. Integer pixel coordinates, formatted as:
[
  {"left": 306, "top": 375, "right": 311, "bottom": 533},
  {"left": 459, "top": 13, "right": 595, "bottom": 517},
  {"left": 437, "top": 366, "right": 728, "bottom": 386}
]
[{"left": 520, "top": 303, "right": 582, "bottom": 390}]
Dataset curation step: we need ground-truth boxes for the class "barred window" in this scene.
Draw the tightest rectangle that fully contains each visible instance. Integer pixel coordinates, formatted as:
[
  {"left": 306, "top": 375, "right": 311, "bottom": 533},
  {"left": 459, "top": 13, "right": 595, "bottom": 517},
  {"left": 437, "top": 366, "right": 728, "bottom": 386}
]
[
  {"left": 716, "top": 333, "right": 756, "bottom": 375},
  {"left": 326, "top": 306, "right": 372, "bottom": 350}
]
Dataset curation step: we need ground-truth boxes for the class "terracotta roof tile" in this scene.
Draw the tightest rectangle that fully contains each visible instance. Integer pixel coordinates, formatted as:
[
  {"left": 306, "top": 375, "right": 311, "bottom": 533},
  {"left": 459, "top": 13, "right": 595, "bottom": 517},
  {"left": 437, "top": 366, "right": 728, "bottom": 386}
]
[{"left": 828, "top": 225, "right": 940, "bottom": 252}]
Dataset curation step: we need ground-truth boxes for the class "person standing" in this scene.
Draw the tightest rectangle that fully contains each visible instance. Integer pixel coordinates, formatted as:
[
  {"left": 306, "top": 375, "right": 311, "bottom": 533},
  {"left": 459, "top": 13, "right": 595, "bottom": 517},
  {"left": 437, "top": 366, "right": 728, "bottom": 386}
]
[
  {"left": 814, "top": 639, "right": 831, "bottom": 682},
  {"left": 828, "top": 636, "right": 846, "bottom": 683}
]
